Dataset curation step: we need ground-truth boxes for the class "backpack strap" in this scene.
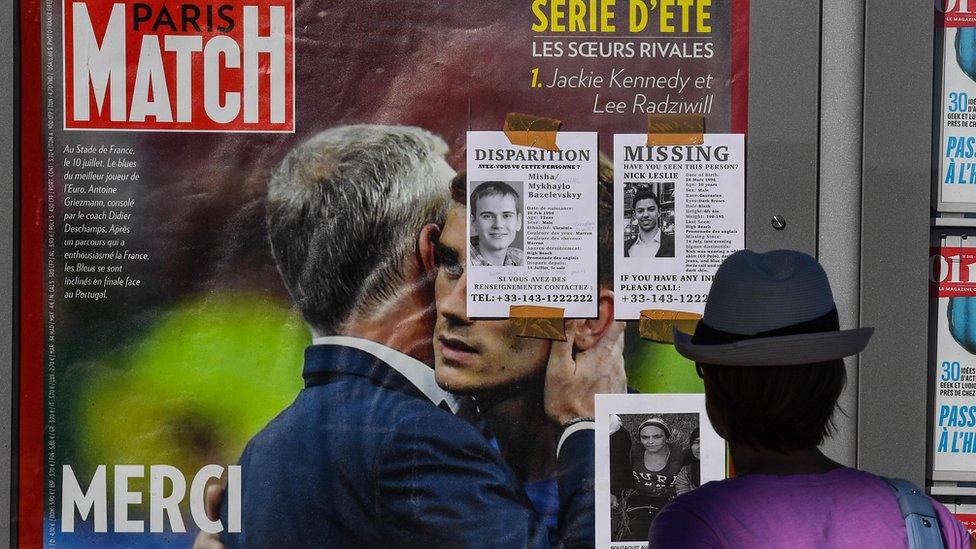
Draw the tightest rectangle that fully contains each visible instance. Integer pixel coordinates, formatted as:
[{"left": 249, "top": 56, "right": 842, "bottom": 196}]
[{"left": 883, "top": 477, "right": 945, "bottom": 549}]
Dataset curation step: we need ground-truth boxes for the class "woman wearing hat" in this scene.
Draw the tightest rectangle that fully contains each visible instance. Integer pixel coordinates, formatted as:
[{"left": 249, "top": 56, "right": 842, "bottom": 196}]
[
  {"left": 649, "top": 249, "right": 971, "bottom": 547},
  {"left": 617, "top": 417, "right": 685, "bottom": 541}
]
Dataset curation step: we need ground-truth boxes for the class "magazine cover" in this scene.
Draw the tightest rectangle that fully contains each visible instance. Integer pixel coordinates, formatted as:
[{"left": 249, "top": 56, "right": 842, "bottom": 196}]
[
  {"left": 931, "top": 237, "right": 976, "bottom": 481},
  {"left": 19, "top": 0, "right": 748, "bottom": 545},
  {"left": 936, "top": 1, "right": 976, "bottom": 212},
  {"left": 952, "top": 503, "right": 976, "bottom": 538}
]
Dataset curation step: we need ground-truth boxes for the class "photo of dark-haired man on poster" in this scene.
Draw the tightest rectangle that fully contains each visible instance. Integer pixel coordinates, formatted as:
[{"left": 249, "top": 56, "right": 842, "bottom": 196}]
[{"left": 623, "top": 184, "right": 675, "bottom": 259}]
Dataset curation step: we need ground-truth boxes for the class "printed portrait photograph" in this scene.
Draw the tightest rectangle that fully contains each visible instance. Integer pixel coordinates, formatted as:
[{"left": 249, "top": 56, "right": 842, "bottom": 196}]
[
  {"left": 468, "top": 180, "right": 525, "bottom": 267},
  {"left": 623, "top": 182, "right": 675, "bottom": 259},
  {"left": 608, "top": 412, "right": 700, "bottom": 543},
  {"left": 596, "top": 393, "right": 723, "bottom": 549}
]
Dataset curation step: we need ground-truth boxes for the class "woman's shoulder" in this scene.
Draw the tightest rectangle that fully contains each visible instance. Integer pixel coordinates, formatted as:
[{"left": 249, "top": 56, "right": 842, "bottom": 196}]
[
  {"left": 657, "top": 468, "right": 972, "bottom": 549},
  {"left": 661, "top": 468, "right": 920, "bottom": 526},
  {"left": 663, "top": 467, "right": 875, "bottom": 513},
  {"left": 651, "top": 469, "right": 878, "bottom": 547}
]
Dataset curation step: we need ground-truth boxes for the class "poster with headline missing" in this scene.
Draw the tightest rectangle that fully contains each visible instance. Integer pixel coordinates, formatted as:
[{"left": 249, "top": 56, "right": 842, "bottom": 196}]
[
  {"left": 466, "top": 131, "right": 598, "bottom": 318},
  {"left": 612, "top": 134, "right": 744, "bottom": 319}
]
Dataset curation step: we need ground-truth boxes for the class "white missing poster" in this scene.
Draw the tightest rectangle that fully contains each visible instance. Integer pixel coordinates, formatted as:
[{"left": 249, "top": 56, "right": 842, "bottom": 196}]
[
  {"left": 612, "top": 134, "right": 745, "bottom": 319},
  {"left": 465, "top": 131, "right": 599, "bottom": 318},
  {"left": 595, "top": 393, "right": 725, "bottom": 549}
]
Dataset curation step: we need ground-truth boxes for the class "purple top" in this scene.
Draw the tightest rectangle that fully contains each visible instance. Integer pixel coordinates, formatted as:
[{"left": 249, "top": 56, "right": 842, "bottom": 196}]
[{"left": 649, "top": 467, "right": 971, "bottom": 548}]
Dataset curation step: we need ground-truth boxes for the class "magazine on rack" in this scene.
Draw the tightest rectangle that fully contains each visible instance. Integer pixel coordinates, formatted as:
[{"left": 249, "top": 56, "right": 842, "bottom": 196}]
[{"left": 18, "top": 0, "right": 747, "bottom": 544}]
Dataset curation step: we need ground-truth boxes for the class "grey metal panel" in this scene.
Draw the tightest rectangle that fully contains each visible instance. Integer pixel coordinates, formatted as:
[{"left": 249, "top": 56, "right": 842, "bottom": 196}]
[
  {"left": 859, "top": 0, "right": 933, "bottom": 485},
  {"left": 2, "top": 0, "right": 14, "bottom": 542},
  {"left": 745, "top": 0, "right": 820, "bottom": 255},
  {"left": 818, "top": 0, "right": 865, "bottom": 467}
]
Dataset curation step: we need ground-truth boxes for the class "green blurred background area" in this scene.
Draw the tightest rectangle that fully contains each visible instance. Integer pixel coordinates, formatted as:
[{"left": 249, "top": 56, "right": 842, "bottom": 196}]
[
  {"left": 624, "top": 323, "right": 704, "bottom": 394},
  {"left": 61, "top": 292, "right": 308, "bottom": 497}
]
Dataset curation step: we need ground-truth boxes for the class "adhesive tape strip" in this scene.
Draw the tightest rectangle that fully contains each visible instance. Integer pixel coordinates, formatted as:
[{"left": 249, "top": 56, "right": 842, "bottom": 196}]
[
  {"left": 646, "top": 114, "right": 705, "bottom": 146},
  {"left": 639, "top": 309, "right": 702, "bottom": 343},
  {"left": 510, "top": 305, "right": 567, "bottom": 341},
  {"left": 504, "top": 112, "right": 562, "bottom": 152}
]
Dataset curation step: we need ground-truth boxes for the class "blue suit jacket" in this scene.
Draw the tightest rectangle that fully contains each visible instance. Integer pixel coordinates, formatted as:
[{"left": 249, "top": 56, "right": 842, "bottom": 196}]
[{"left": 221, "top": 344, "right": 596, "bottom": 548}]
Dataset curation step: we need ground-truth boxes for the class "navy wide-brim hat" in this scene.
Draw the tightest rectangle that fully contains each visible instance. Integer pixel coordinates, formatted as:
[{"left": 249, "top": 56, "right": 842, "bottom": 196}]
[{"left": 673, "top": 249, "right": 874, "bottom": 366}]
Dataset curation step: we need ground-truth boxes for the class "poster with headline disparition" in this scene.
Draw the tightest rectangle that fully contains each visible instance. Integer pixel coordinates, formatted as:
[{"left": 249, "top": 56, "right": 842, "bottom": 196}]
[
  {"left": 612, "top": 134, "right": 744, "bottom": 319},
  {"left": 465, "top": 131, "right": 598, "bottom": 318},
  {"left": 19, "top": 0, "right": 748, "bottom": 544}
]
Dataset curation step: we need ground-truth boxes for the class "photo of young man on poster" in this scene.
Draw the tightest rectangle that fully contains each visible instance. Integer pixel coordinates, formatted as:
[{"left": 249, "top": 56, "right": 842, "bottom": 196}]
[
  {"left": 430, "top": 170, "right": 617, "bottom": 541},
  {"left": 623, "top": 184, "right": 675, "bottom": 259},
  {"left": 194, "top": 125, "right": 625, "bottom": 548},
  {"left": 468, "top": 181, "right": 525, "bottom": 267}
]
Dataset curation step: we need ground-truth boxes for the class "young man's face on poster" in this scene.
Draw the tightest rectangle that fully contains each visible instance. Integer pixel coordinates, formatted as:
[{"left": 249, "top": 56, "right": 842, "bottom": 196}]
[
  {"left": 432, "top": 207, "right": 547, "bottom": 394},
  {"left": 473, "top": 192, "right": 521, "bottom": 253},
  {"left": 634, "top": 197, "right": 660, "bottom": 233}
]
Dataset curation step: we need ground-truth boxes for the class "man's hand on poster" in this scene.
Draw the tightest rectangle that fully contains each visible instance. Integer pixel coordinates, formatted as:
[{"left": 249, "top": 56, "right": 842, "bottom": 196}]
[
  {"left": 544, "top": 290, "right": 626, "bottom": 425},
  {"left": 191, "top": 484, "right": 225, "bottom": 549}
]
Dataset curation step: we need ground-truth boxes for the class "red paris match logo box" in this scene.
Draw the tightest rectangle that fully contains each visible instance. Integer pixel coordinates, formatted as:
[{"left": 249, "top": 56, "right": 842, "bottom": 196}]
[{"left": 62, "top": 0, "right": 295, "bottom": 132}]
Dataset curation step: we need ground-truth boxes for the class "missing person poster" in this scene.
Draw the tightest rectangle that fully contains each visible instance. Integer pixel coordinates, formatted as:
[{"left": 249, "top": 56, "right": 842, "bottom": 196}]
[
  {"left": 595, "top": 393, "right": 724, "bottom": 549},
  {"left": 19, "top": 0, "right": 748, "bottom": 545},
  {"left": 936, "top": 4, "right": 976, "bottom": 211},
  {"left": 612, "top": 134, "right": 744, "bottom": 319},
  {"left": 931, "top": 238, "right": 976, "bottom": 480},
  {"left": 465, "top": 131, "right": 599, "bottom": 318}
]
